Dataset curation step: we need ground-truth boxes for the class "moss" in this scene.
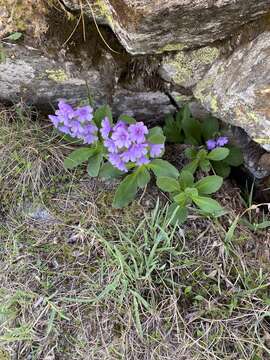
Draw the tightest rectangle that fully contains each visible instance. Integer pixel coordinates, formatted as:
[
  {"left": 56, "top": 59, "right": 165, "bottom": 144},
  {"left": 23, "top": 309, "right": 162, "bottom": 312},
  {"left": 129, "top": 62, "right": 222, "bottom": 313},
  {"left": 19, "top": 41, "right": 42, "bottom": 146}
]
[
  {"left": 164, "top": 46, "right": 219, "bottom": 86},
  {"left": 45, "top": 69, "right": 68, "bottom": 82}
]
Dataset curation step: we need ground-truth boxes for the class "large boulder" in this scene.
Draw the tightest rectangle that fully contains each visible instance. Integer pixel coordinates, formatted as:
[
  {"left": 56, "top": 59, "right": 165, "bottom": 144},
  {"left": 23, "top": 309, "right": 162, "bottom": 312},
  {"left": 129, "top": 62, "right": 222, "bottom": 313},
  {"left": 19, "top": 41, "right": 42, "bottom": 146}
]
[
  {"left": 62, "top": 0, "right": 270, "bottom": 54},
  {"left": 0, "top": 45, "right": 174, "bottom": 123},
  {"left": 194, "top": 31, "right": 270, "bottom": 151}
]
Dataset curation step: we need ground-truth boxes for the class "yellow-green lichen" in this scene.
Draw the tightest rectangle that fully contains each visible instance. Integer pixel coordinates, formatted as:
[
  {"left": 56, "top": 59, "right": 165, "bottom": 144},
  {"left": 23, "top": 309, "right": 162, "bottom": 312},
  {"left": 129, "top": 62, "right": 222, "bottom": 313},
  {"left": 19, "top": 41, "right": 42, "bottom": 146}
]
[
  {"left": 210, "top": 96, "right": 218, "bottom": 113},
  {"left": 157, "top": 43, "right": 186, "bottom": 53},
  {"left": 45, "top": 69, "right": 68, "bottom": 82},
  {"left": 164, "top": 46, "right": 220, "bottom": 86},
  {"left": 95, "top": 0, "right": 114, "bottom": 29}
]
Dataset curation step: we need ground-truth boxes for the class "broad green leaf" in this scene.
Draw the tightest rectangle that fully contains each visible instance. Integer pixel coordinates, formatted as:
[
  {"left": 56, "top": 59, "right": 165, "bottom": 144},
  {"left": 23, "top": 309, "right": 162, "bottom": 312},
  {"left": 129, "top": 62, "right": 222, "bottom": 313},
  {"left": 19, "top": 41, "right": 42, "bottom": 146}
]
[
  {"left": 202, "top": 117, "right": 219, "bottom": 140},
  {"left": 156, "top": 177, "right": 180, "bottom": 193},
  {"left": 119, "top": 114, "right": 136, "bottom": 124},
  {"left": 113, "top": 173, "right": 138, "bottom": 208},
  {"left": 148, "top": 159, "right": 179, "bottom": 179},
  {"left": 185, "top": 187, "right": 199, "bottom": 199},
  {"left": 99, "top": 162, "right": 123, "bottom": 179},
  {"left": 195, "top": 175, "right": 223, "bottom": 194},
  {"left": 136, "top": 167, "right": 151, "bottom": 188},
  {"left": 192, "top": 196, "right": 224, "bottom": 215},
  {"left": 179, "top": 170, "right": 194, "bottom": 189},
  {"left": 87, "top": 152, "right": 103, "bottom": 177},
  {"left": 147, "top": 127, "right": 165, "bottom": 144},
  {"left": 199, "top": 159, "right": 211, "bottom": 172},
  {"left": 93, "top": 105, "right": 113, "bottom": 127},
  {"left": 182, "top": 160, "right": 199, "bottom": 174},
  {"left": 207, "top": 147, "right": 229, "bottom": 161},
  {"left": 5, "top": 32, "right": 22, "bottom": 41},
  {"left": 168, "top": 203, "right": 188, "bottom": 225},
  {"left": 173, "top": 192, "right": 187, "bottom": 207},
  {"left": 64, "top": 147, "right": 96, "bottom": 169},
  {"left": 224, "top": 146, "right": 243, "bottom": 166},
  {"left": 212, "top": 161, "right": 231, "bottom": 178}
]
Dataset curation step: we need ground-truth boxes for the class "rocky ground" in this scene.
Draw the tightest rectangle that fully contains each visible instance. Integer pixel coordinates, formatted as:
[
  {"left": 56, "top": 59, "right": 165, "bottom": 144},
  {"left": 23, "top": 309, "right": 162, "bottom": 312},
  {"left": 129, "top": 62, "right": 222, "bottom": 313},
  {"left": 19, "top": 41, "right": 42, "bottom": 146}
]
[{"left": 0, "top": 105, "right": 269, "bottom": 360}]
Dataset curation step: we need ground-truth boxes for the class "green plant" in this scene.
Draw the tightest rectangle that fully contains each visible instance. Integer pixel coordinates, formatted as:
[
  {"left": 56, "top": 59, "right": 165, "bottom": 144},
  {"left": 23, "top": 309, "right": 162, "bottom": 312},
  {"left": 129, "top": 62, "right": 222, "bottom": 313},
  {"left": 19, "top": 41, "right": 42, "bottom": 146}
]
[
  {"left": 163, "top": 105, "right": 243, "bottom": 177},
  {"left": 157, "top": 170, "right": 225, "bottom": 224}
]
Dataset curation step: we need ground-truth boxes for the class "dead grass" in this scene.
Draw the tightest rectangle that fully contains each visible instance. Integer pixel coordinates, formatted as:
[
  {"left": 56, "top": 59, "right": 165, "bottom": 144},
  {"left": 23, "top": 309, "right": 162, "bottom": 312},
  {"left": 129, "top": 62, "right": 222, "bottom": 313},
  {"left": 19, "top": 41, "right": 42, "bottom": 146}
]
[{"left": 0, "top": 105, "right": 269, "bottom": 360}]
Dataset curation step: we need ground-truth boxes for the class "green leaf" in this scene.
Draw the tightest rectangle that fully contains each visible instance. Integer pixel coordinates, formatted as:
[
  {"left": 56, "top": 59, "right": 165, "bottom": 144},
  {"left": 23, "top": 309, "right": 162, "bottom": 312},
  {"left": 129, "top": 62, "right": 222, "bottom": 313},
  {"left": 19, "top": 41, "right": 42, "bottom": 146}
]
[
  {"left": 87, "top": 152, "right": 103, "bottom": 177},
  {"left": 168, "top": 203, "right": 188, "bottom": 225},
  {"left": 192, "top": 196, "right": 224, "bottom": 216},
  {"left": 5, "top": 32, "right": 23, "bottom": 41},
  {"left": 195, "top": 175, "right": 223, "bottom": 194},
  {"left": 181, "top": 105, "right": 202, "bottom": 144},
  {"left": 156, "top": 177, "right": 180, "bottom": 193},
  {"left": 207, "top": 147, "right": 229, "bottom": 161},
  {"left": 173, "top": 192, "right": 187, "bottom": 207},
  {"left": 147, "top": 127, "right": 165, "bottom": 144},
  {"left": 113, "top": 173, "right": 138, "bottom": 208},
  {"left": 99, "top": 162, "right": 123, "bottom": 179},
  {"left": 93, "top": 105, "right": 112, "bottom": 127},
  {"left": 199, "top": 159, "right": 211, "bottom": 172},
  {"left": 179, "top": 170, "right": 194, "bottom": 189},
  {"left": 184, "top": 147, "right": 197, "bottom": 160},
  {"left": 182, "top": 159, "right": 199, "bottom": 174},
  {"left": 64, "top": 147, "right": 95, "bottom": 169},
  {"left": 202, "top": 117, "right": 219, "bottom": 140},
  {"left": 118, "top": 114, "right": 136, "bottom": 124},
  {"left": 212, "top": 161, "right": 231, "bottom": 178},
  {"left": 136, "top": 167, "right": 151, "bottom": 188},
  {"left": 224, "top": 146, "right": 243, "bottom": 166},
  {"left": 163, "top": 114, "right": 184, "bottom": 143},
  {"left": 148, "top": 159, "right": 179, "bottom": 179},
  {"left": 185, "top": 187, "right": 199, "bottom": 199}
]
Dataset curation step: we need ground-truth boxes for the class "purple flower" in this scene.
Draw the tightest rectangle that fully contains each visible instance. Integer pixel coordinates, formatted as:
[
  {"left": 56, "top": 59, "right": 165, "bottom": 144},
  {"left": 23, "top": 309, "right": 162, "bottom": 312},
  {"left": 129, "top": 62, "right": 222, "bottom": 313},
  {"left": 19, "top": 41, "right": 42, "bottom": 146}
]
[
  {"left": 136, "top": 156, "right": 150, "bottom": 166},
  {"left": 149, "top": 143, "right": 164, "bottom": 158},
  {"left": 129, "top": 122, "right": 148, "bottom": 143},
  {"left": 49, "top": 100, "right": 98, "bottom": 145},
  {"left": 112, "top": 128, "right": 131, "bottom": 148},
  {"left": 101, "top": 117, "right": 111, "bottom": 139},
  {"left": 104, "top": 138, "right": 117, "bottom": 153},
  {"left": 128, "top": 143, "right": 148, "bottom": 162},
  {"left": 74, "top": 105, "right": 93, "bottom": 122},
  {"left": 113, "top": 121, "right": 127, "bottom": 132},
  {"left": 108, "top": 153, "right": 128, "bottom": 172},
  {"left": 206, "top": 139, "right": 217, "bottom": 150},
  {"left": 216, "top": 136, "right": 228, "bottom": 147}
]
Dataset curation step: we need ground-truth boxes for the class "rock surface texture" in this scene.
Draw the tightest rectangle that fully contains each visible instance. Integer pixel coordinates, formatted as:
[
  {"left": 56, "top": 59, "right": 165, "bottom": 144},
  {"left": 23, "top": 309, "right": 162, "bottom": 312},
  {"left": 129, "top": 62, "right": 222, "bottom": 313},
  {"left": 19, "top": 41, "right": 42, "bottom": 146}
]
[
  {"left": 194, "top": 31, "right": 270, "bottom": 151},
  {"left": 63, "top": 0, "right": 270, "bottom": 54}
]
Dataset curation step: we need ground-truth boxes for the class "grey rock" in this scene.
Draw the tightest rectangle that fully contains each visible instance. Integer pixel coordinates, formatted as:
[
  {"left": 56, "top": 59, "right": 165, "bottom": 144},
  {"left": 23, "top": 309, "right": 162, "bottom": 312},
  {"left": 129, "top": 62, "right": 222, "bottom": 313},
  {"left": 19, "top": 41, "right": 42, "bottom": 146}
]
[
  {"left": 63, "top": 0, "right": 270, "bottom": 54},
  {"left": 0, "top": 44, "right": 173, "bottom": 123},
  {"left": 194, "top": 31, "right": 270, "bottom": 151}
]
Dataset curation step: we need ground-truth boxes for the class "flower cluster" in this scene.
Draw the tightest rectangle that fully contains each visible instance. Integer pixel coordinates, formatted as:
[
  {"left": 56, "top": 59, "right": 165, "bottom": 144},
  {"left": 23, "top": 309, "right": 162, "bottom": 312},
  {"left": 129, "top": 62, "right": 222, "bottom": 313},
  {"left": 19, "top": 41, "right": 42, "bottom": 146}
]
[
  {"left": 206, "top": 136, "right": 228, "bottom": 150},
  {"left": 49, "top": 100, "right": 98, "bottom": 144},
  {"left": 101, "top": 118, "right": 164, "bottom": 172}
]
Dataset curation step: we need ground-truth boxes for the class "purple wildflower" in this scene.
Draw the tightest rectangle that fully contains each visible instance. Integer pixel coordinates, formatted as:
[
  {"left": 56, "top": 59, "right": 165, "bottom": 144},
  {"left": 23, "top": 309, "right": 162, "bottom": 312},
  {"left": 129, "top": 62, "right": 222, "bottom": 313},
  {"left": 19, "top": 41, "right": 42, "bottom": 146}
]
[
  {"left": 49, "top": 100, "right": 98, "bottom": 145},
  {"left": 108, "top": 153, "right": 128, "bottom": 172},
  {"left": 101, "top": 117, "right": 111, "bottom": 139},
  {"left": 112, "top": 127, "right": 131, "bottom": 148},
  {"left": 129, "top": 122, "right": 148, "bottom": 143},
  {"left": 216, "top": 136, "right": 229, "bottom": 147},
  {"left": 206, "top": 139, "right": 217, "bottom": 150},
  {"left": 74, "top": 105, "right": 93, "bottom": 122},
  {"left": 104, "top": 139, "right": 117, "bottom": 153},
  {"left": 136, "top": 156, "right": 150, "bottom": 166},
  {"left": 149, "top": 143, "right": 164, "bottom": 158},
  {"left": 100, "top": 119, "right": 164, "bottom": 172}
]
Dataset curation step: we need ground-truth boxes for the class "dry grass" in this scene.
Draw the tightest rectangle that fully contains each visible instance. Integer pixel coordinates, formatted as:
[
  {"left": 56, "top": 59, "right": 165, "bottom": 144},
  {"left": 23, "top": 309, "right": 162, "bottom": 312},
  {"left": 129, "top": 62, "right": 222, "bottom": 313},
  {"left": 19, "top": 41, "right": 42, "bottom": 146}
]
[{"left": 0, "top": 106, "right": 269, "bottom": 360}]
